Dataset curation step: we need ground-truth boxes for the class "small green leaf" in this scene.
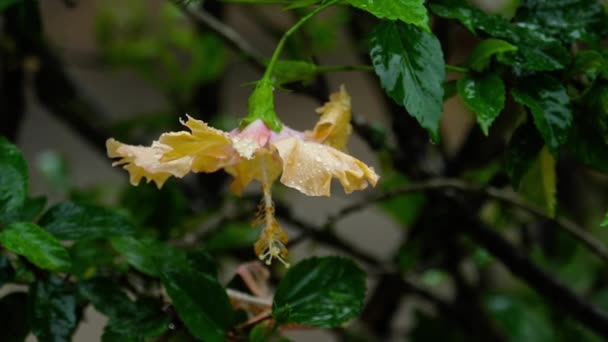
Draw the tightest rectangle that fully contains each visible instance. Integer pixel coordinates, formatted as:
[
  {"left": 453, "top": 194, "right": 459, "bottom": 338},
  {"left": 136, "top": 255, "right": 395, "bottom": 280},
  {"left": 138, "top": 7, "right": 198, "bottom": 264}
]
[
  {"left": 0, "top": 137, "right": 28, "bottom": 224},
  {"left": 246, "top": 78, "right": 282, "bottom": 131},
  {"left": 39, "top": 201, "right": 136, "bottom": 240},
  {"left": 519, "top": 147, "right": 557, "bottom": 217},
  {"left": 512, "top": 75, "right": 573, "bottom": 155},
  {"left": 505, "top": 121, "right": 544, "bottom": 188},
  {"left": 346, "top": 0, "right": 428, "bottom": 29},
  {"left": 161, "top": 268, "right": 234, "bottom": 342},
  {"left": 467, "top": 39, "right": 517, "bottom": 72},
  {"left": 0, "top": 292, "right": 30, "bottom": 342},
  {"left": 370, "top": 21, "right": 445, "bottom": 143},
  {"left": 30, "top": 277, "right": 78, "bottom": 342},
  {"left": 601, "top": 211, "right": 608, "bottom": 228},
  {"left": 458, "top": 73, "right": 505, "bottom": 135},
  {"left": 272, "top": 256, "right": 366, "bottom": 327},
  {"left": 0, "top": 222, "right": 71, "bottom": 272},
  {"left": 272, "top": 60, "right": 318, "bottom": 86}
]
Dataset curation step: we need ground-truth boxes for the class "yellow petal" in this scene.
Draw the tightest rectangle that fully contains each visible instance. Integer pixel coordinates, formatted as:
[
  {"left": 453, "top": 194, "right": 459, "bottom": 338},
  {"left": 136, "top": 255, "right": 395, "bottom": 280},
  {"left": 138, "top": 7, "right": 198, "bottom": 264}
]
[
  {"left": 309, "top": 85, "right": 352, "bottom": 151},
  {"left": 224, "top": 150, "right": 282, "bottom": 195},
  {"left": 273, "top": 137, "right": 379, "bottom": 196},
  {"left": 159, "top": 115, "right": 235, "bottom": 173},
  {"left": 106, "top": 138, "right": 191, "bottom": 188}
]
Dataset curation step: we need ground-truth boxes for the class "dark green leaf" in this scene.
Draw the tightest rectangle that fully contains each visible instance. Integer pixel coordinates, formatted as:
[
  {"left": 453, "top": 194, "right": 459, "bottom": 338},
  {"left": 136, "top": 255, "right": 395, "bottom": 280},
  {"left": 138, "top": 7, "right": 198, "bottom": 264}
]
[
  {"left": 505, "top": 121, "right": 544, "bottom": 188},
  {"left": 69, "top": 240, "right": 117, "bottom": 278},
  {"left": 0, "top": 137, "right": 28, "bottom": 224},
  {"left": 19, "top": 196, "right": 47, "bottom": 222},
  {"left": 519, "top": 147, "right": 557, "bottom": 217},
  {"left": 467, "top": 39, "right": 517, "bottom": 72},
  {"left": 513, "top": 0, "right": 608, "bottom": 44},
  {"left": 430, "top": 1, "right": 570, "bottom": 71},
  {"left": 79, "top": 279, "right": 169, "bottom": 340},
  {"left": 485, "top": 293, "right": 554, "bottom": 341},
  {"left": 161, "top": 268, "right": 233, "bottom": 342},
  {"left": 40, "top": 201, "right": 136, "bottom": 240},
  {"left": 0, "top": 255, "right": 15, "bottom": 288},
  {"left": 273, "top": 256, "right": 366, "bottom": 327},
  {"left": 346, "top": 0, "right": 428, "bottom": 29},
  {"left": 370, "top": 21, "right": 445, "bottom": 142},
  {"left": 572, "top": 50, "right": 608, "bottom": 81},
  {"left": 0, "top": 292, "right": 30, "bottom": 342},
  {"left": 0, "top": 222, "right": 71, "bottom": 272},
  {"left": 30, "top": 277, "right": 78, "bottom": 342},
  {"left": 111, "top": 236, "right": 217, "bottom": 277},
  {"left": 457, "top": 73, "right": 505, "bottom": 135},
  {"left": 0, "top": 0, "right": 22, "bottom": 12},
  {"left": 512, "top": 75, "right": 573, "bottom": 155},
  {"left": 205, "top": 222, "right": 261, "bottom": 253}
]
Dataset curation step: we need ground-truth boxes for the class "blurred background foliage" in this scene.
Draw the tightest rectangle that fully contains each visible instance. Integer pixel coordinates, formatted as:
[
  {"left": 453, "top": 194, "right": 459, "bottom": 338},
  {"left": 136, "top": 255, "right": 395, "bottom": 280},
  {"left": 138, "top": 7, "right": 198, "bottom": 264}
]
[{"left": 3, "top": 0, "right": 608, "bottom": 341}]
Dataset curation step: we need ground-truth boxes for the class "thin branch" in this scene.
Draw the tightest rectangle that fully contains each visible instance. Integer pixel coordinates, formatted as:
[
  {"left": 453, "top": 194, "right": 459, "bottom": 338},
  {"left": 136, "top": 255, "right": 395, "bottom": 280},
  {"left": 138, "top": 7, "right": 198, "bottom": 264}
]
[
  {"left": 175, "top": 2, "right": 266, "bottom": 71},
  {"left": 325, "top": 178, "right": 608, "bottom": 265},
  {"left": 464, "top": 217, "right": 608, "bottom": 338}
]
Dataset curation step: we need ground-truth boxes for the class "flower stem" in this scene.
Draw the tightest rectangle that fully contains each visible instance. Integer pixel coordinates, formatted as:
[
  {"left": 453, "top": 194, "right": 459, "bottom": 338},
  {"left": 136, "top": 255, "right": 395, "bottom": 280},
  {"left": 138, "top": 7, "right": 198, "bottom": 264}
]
[
  {"left": 445, "top": 64, "right": 469, "bottom": 73},
  {"left": 262, "top": 0, "right": 341, "bottom": 81},
  {"left": 316, "top": 64, "right": 375, "bottom": 73}
]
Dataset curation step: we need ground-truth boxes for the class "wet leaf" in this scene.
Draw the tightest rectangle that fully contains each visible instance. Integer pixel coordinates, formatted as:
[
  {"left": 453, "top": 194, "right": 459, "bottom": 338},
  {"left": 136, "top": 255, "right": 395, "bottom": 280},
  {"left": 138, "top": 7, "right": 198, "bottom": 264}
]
[
  {"left": 346, "top": 0, "right": 428, "bottom": 29},
  {"left": 273, "top": 256, "right": 366, "bottom": 327},
  {"left": 39, "top": 201, "right": 136, "bottom": 240},
  {"left": 0, "top": 137, "right": 28, "bottom": 225},
  {"left": 467, "top": 39, "right": 517, "bottom": 72},
  {"left": 30, "top": 277, "right": 78, "bottom": 342},
  {"left": 457, "top": 73, "right": 505, "bottom": 135},
  {"left": 0, "top": 222, "right": 71, "bottom": 272},
  {"left": 370, "top": 21, "right": 445, "bottom": 142}
]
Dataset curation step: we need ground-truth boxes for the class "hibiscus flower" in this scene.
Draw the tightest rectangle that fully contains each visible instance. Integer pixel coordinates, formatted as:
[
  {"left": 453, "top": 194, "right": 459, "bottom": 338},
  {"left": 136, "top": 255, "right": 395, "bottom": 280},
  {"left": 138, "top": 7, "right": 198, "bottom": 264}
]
[{"left": 107, "top": 86, "right": 379, "bottom": 266}]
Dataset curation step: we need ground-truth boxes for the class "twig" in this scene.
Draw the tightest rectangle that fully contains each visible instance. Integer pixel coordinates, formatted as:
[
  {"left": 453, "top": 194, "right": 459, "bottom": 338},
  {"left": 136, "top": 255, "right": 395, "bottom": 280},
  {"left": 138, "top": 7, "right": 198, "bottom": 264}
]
[
  {"left": 175, "top": 2, "right": 266, "bottom": 71},
  {"left": 464, "top": 217, "right": 608, "bottom": 338},
  {"left": 324, "top": 178, "right": 608, "bottom": 265}
]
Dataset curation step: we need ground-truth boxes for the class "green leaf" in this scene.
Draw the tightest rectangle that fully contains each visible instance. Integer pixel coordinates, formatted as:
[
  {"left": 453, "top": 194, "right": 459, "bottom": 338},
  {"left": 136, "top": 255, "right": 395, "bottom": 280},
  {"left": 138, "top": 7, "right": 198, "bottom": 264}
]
[
  {"left": 206, "top": 222, "right": 261, "bottom": 253},
  {"left": 161, "top": 268, "right": 234, "bottom": 342},
  {"left": 519, "top": 147, "right": 557, "bottom": 217},
  {"left": 0, "top": 222, "right": 71, "bottom": 272},
  {"left": 457, "top": 73, "right": 505, "bottom": 135},
  {"left": 39, "top": 201, "right": 136, "bottom": 240},
  {"left": 79, "top": 279, "right": 169, "bottom": 340},
  {"left": 601, "top": 211, "right": 608, "bottom": 228},
  {"left": 272, "top": 256, "right": 366, "bottom": 327},
  {"left": 505, "top": 121, "right": 544, "bottom": 188},
  {"left": 0, "top": 0, "right": 22, "bottom": 12},
  {"left": 485, "top": 293, "right": 554, "bottom": 342},
  {"left": 572, "top": 50, "right": 608, "bottom": 81},
  {"left": 0, "top": 137, "right": 28, "bottom": 224},
  {"left": 467, "top": 39, "right": 517, "bottom": 72},
  {"left": 0, "top": 292, "right": 30, "bottom": 342},
  {"left": 69, "top": 240, "right": 117, "bottom": 278},
  {"left": 246, "top": 78, "right": 282, "bottom": 131},
  {"left": 272, "top": 60, "right": 318, "bottom": 86},
  {"left": 346, "top": 0, "right": 428, "bottom": 29},
  {"left": 513, "top": 0, "right": 608, "bottom": 44},
  {"left": 30, "top": 277, "right": 78, "bottom": 342},
  {"left": 430, "top": 1, "right": 570, "bottom": 71},
  {"left": 370, "top": 21, "right": 445, "bottom": 143},
  {"left": 111, "top": 236, "right": 217, "bottom": 277},
  {"left": 511, "top": 75, "right": 573, "bottom": 155}
]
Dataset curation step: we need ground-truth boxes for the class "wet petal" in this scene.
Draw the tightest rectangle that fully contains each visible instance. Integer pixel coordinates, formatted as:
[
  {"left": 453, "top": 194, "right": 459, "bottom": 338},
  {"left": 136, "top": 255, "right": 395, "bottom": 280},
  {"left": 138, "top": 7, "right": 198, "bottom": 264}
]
[
  {"left": 106, "top": 138, "right": 191, "bottom": 188},
  {"left": 309, "top": 85, "right": 352, "bottom": 151},
  {"left": 159, "top": 115, "right": 236, "bottom": 173},
  {"left": 273, "top": 137, "right": 379, "bottom": 196},
  {"left": 224, "top": 150, "right": 282, "bottom": 195}
]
